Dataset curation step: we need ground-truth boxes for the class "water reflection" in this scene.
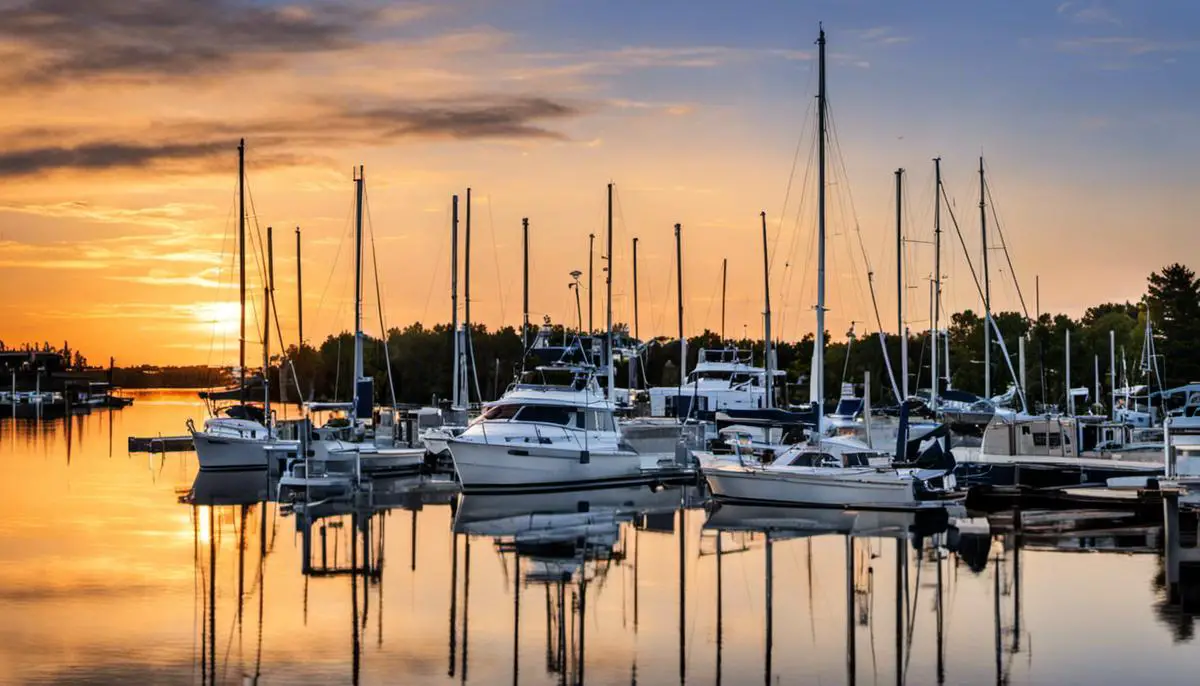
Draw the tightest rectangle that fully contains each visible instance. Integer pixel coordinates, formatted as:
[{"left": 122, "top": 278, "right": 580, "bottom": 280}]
[
  {"left": 4, "top": 394, "right": 1200, "bottom": 685},
  {"left": 454, "top": 485, "right": 694, "bottom": 685}
]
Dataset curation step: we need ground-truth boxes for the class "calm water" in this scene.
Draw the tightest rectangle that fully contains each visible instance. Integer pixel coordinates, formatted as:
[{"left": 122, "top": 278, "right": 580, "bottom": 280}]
[{"left": 1, "top": 390, "right": 1197, "bottom": 685}]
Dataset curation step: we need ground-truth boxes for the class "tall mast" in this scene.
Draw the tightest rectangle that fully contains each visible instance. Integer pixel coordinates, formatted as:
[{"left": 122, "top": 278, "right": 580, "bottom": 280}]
[
  {"left": 931, "top": 157, "right": 942, "bottom": 413},
  {"left": 464, "top": 187, "right": 473, "bottom": 405},
  {"left": 588, "top": 233, "right": 595, "bottom": 333},
  {"left": 606, "top": 183, "right": 615, "bottom": 399},
  {"left": 1109, "top": 330, "right": 1116, "bottom": 421},
  {"left": 675, "top": 223, "right": 685, "bottom": 396},
  {"left": 980, "top": 157, "right": 991, "bottom": 398},
  {"left": 264, "top": 226, "right": 273, "bottom": 420},
  {"left": 238, "top": 139, "right": 246, "bottom": 405},
  {"left": 761, "top": 211, "right": 773, "bottom": 409},
  {"left": 465, "top": 188, "right": 472, "bottom": 343},
  {"left": 632, "top": 237, "right": 640, "bottom": 342},
  {"left": 450, "top": 195, "right": 460, "bottom": 409},
  {"left": 896, "top": 168, "right": 909, "bottom": 400},
  {"left": 295, "top": 226, "right": 303, "bottom": 346},
  {"left": 352, "top": 166, "right": 365, "bottom": 423},
  {"left": 721, "top": 258, "right": 728, "bottom": 342},
  {"left": 815, "top": 27, "right": 827, "bottom": 437},
  {"left": 1066, "top": 328, "right": 1074, "bottom": 416},
  {"left": 521, "top": 217, "right": 529, "bottom": 351}
]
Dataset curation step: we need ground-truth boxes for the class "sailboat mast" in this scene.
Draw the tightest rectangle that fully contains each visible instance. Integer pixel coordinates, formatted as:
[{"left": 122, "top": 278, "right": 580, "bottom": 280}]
[
  {"left": 606, "top": 183, "right": 615, "bottom": 399},
  {"left": 980, "top": 157, "right": 991, "bottom": 398},
  {"left": 815, "top": 28, "right": 827, "bottom": 436},
  {"left": 896, "top": 168, "right": 908, "bottom": 400},
  {"left": 721, "top": 258, "right": 728, "bottom": 342},
  {"left": 675, "top": 223, "right": 685, "bottom": 395},
  {"left": 588, "top": 233, "right": 595, "bottom": 333},
  {"left": 238, "top": 139, "right": 246, "bottom": 405},
  {"left": 1109, "top": 330, "right": 1116, "bottom": 420},
  {"left": 632, "top": 237, "right": 640, "bottom": 342},
  {"left": 295, "top": 227, "right": 303, "bottom": 346},
  {"left": 352, "top": 166, "right": 365, "bottom": 422},
  {"left": 264, "top": 226, "right": 273, "bottom": 420},
  {"left": 451, "top": 195, "right": 460, "bottom": 409},
  {"left": 465, "top": 188, "right": 472, "bottom": 346},
  {"left": 761, "top": 211, "right": 773, "bottom": 409},
  {"left": 464, "top": 188, "right": 473, "bottom": 405},
  {"left": 932, "top": 157, "right": 942, "bottom": 413},
  {"left": 521, "top": 217, "right": 529, "bottom": 351}
]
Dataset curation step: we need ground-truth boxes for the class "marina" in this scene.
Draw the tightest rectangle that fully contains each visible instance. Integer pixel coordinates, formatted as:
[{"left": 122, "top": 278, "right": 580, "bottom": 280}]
[
  {"left": 2, "top": 393, "right": 1200, "bottom": 685},
  {"left": 3, "top": 2, "right": 1200, "bottom": 683}
]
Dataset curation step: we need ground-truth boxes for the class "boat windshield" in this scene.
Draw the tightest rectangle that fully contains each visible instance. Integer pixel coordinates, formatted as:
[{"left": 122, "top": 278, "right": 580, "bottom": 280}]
[
  {"left": 475, "top": 403, "right": 616, "bottom": 431},
  {"left": 688, "top": 370, "right": 734, "bottom": 382}
]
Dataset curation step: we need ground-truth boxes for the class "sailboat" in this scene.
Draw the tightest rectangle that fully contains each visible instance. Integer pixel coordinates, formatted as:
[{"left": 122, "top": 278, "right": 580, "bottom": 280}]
[
  {"left": 700, "top": 28, "right": 964, "bottom": 510},
  {"left": 189, "top": 140, "right": 281, "bottom": 470},
  {"left": 278, "top": 166, "right": 424, "bottom": 494}
]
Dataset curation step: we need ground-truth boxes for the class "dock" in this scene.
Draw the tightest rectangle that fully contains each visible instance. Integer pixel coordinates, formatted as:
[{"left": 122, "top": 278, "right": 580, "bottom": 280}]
[{"left": 128, "top": 435, "right": 194, "bottom": 453}]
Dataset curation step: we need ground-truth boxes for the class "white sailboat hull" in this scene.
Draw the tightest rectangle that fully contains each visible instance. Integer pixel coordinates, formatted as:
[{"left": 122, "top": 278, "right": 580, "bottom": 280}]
[
  {"left": 192, "top": 431, "right": 271, "bottom": 470},
  {"left": 448, "top": 438, "right": 644, "bottom": 491},
  {"left": 703, "top": 464, "right": 959, "bottom": 510}
]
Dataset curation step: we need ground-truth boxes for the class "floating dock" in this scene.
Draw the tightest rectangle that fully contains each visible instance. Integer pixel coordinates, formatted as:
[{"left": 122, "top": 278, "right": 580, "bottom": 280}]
[{"left": 128, "top": 435, "right": 194, "bottom": 453}]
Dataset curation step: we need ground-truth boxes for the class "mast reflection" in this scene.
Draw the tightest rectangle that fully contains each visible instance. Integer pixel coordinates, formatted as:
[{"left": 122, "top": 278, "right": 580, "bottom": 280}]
[{"left": 453, "top": 484, "right": 688, "bottom": 686}]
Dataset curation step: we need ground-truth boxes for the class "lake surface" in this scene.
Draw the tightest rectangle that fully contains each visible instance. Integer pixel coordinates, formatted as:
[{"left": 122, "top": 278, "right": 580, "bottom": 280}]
[{"left": 1, "top": 390, "right": 1197, "bottom": 685}]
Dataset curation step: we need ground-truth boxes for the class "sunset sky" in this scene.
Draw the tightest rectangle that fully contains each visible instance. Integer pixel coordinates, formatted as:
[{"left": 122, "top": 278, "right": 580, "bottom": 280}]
[{"left": 0, "top": 0, "right": 1196, "bottom": 365}]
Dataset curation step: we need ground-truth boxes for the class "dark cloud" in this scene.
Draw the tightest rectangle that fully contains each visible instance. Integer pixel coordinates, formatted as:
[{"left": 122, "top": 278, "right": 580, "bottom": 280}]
[
  {"left": 344, "top": 95, "right": 581, "bottom": 140},
  {"left": 0, "top": 140, "right": 227, "bottom": 177},
  {"left": 0, "top": 95, "right": 584, "bottom": 178},
  {"left": 0, "top": 0, "right": 380, "bottom": 85}
]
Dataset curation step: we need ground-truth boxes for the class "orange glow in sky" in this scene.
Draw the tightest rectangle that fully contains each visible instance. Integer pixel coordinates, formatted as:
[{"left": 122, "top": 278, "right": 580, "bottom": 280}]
[{"left": 1, "top": 2, "right": 1197, "bottom": 365}]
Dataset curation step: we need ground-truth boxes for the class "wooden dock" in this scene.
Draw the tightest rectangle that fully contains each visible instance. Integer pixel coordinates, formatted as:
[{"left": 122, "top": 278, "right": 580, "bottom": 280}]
[{"left": 128, "top": 435, "right": 194, "bottom": 453}]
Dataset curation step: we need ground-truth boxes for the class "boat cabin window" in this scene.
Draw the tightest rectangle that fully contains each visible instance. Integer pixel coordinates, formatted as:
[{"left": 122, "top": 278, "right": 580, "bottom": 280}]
[
  {"left": 514, "top": 405, "right": 576, "bottom": 426},
  {"left": 689, "top": 370, "right": 735, "bottom": 382},
  {"left": 1032, "top": 432, "right": 1046, "bottom": 447},
  {"left": 580, "top": 409, "right": 616, "bottom": 432},
  {"left": 843, "top": 452, "right": 873, "bottom": 467},
  {"left": 478, "top": 404, "right": 522, "bottom": 421},
  {"left": 788, "top": 452, "right": 840, "bottom": 467}
]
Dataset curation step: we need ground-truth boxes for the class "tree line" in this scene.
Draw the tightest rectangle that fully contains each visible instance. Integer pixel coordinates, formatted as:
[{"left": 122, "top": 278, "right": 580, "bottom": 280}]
[{"left": 268, "top": 264, "right": 1199, "bottom": 411}]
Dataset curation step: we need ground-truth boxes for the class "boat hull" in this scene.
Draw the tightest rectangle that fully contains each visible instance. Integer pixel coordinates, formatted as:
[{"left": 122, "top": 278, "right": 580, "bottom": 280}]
[
  {"left": 703, "top": 465, "right": 959, "bottom": 511},
  {"left": 192, "top": 431, "right": 270, "bottom": 470},
  {"left": 448, "top": 438, "right": 645, "bottom": 492}
]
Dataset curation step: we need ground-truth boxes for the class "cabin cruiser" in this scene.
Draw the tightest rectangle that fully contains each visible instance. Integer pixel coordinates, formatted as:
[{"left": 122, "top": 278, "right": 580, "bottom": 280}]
[
  {"left": 647, "top": 347, "right": 786, "bottom": 419},
  {"left": 699, "top": 424, "right": 963, "bottom": 510},
  {"left": 447, "top": 365, "right": 679, "bottom": 491}
]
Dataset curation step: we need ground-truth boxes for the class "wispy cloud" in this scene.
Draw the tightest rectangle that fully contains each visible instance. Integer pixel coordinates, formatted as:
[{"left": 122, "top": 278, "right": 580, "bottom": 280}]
[
  {"left": 109, "top": 269, "right": 228, "bottom": 289},
  {"left": 1057, "top": 35, "right": 1198, "bottom": 56},
  {"left": 0, "top": 93, "right": 586, "bottom": 179},
  {"left": 1057, "top": 2, "right": 1122, "bottom": 26},
  {"left": 855, "top": 26, "right": 913, "bottom": 46},
  {"left": 0, "top": 201, "right": 214, "bottom": 228}
]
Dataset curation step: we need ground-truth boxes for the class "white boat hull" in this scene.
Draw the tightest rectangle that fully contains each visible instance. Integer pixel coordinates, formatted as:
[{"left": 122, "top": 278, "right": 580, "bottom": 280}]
[
  {"left": 355, "top": 447, "right": 425, "bottom": 474},
  {"left": 448, "top": 438, "right": 645, "bottom": 491},
  {"left": 192, "top": 431, "right": 270, "bottom": 470},
  {"left": 703, "top": 465, "right": 959, "bottom": 510}
]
